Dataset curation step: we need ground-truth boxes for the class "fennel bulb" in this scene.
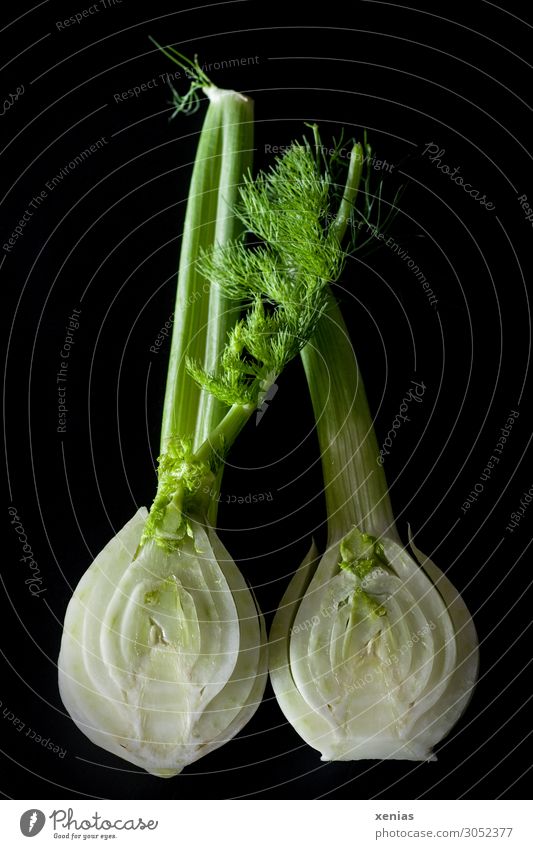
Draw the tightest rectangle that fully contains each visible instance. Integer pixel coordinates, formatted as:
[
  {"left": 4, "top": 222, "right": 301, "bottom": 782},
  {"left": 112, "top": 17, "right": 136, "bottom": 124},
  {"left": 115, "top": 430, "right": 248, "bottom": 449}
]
[
  {"left": 58, "top": 52, "right": 267, "bottom": 777},
  {"left": 270, "top": 285, "right": 480, "bottom": 763},
  {"left": 59, "top": 509, "right": 266, "bottom": 777}
]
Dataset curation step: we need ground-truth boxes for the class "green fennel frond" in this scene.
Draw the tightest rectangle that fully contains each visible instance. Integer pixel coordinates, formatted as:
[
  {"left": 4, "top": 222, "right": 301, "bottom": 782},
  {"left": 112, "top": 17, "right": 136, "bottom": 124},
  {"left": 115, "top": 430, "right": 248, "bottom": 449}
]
[
  {"left": 189, "top": 141, "right": 348, "bottom": 408},
  {"left": 150, "top": 37, "right": 213, "bottom": 116}
]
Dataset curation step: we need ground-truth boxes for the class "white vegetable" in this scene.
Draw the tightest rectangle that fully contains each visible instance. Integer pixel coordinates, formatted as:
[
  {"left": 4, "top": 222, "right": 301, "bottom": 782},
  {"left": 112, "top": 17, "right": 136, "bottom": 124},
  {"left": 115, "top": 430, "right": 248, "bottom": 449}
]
[
  {"left": 59, "top": 508, "right": 267, "bottom": 777},
  {"left": 270, "top": 529, "right": 478, "bottom": 762}
]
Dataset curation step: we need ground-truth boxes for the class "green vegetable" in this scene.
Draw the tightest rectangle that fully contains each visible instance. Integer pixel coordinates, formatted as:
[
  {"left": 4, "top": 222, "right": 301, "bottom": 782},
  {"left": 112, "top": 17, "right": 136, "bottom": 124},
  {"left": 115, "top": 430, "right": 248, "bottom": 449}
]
[
  {"left": 58, "top": 53, "right": 268, "bottom": 778},
  {"left": 251, "top": 137, "right": 480, "bottom": 761}
]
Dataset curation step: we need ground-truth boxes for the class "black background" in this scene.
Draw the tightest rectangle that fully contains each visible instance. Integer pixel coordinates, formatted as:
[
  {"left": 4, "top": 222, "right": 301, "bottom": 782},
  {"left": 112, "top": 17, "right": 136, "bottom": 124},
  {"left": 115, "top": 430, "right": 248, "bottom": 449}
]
[{"left": 2, "top": 0, "right": 532, "bottom": 800}]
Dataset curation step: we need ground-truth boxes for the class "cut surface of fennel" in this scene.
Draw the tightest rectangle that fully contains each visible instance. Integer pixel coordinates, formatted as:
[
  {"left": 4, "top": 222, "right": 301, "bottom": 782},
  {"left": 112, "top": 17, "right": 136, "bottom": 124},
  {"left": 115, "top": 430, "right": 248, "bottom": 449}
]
[
  {"left": 59, "top": 509, "right": 267, "bottom": 777},
  {"left": 270, "top": 529, "right": 479, "bottom": 763}
]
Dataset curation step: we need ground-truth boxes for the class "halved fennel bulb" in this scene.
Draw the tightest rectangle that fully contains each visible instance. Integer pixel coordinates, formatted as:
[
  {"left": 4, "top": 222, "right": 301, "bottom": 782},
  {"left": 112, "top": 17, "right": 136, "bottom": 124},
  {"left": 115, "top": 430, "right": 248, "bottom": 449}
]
[
  {"left": 270, "top": 528, "right": 478, "bottom": 762},
  {"left": 59, "top": 508, "right": 267, "bottom": 777}
]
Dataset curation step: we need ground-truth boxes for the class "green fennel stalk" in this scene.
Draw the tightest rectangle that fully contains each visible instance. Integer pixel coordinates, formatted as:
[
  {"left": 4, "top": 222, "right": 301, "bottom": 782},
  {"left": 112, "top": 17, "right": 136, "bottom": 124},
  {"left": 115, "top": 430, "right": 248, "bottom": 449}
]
[{"left": 160, "top": 81, "right": 254, "bottom": 457}]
